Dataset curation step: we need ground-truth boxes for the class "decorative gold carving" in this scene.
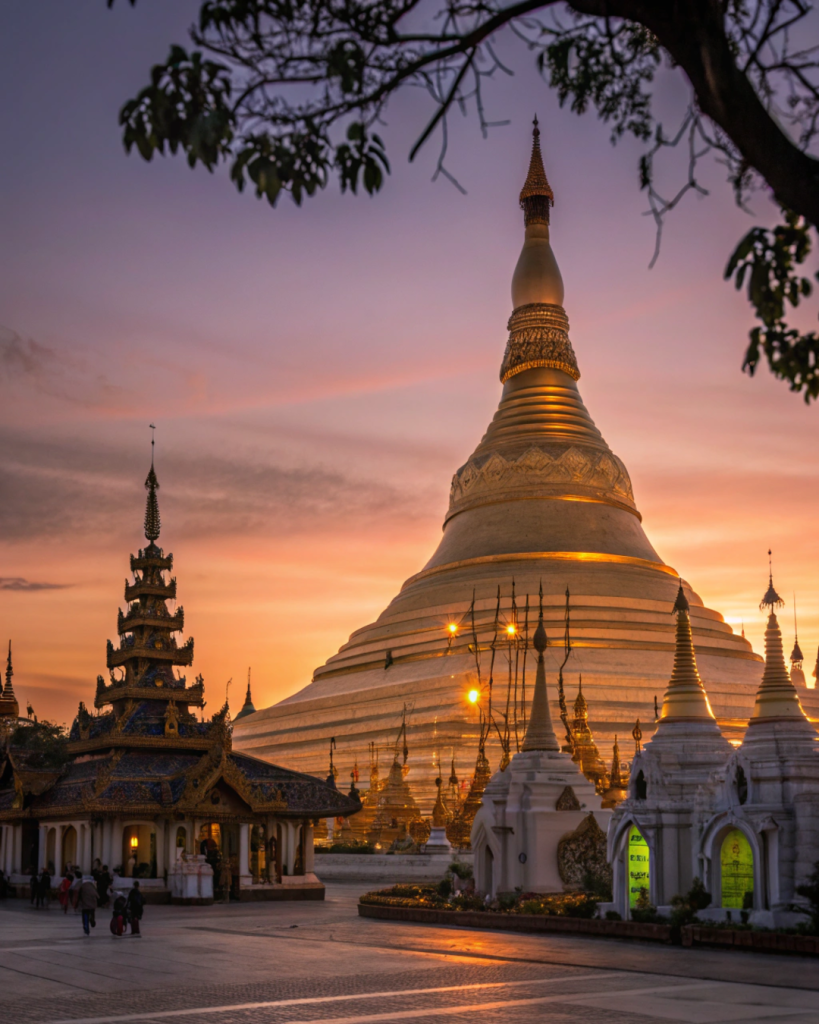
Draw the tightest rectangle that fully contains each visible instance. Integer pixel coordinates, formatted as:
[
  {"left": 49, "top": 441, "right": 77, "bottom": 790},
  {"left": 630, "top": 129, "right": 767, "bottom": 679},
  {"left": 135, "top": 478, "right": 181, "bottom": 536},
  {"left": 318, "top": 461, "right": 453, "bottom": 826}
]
[
  {"left": 557, "top": 813, "right": 612, "bottom": 890},
  {"left": 164, "top": 700, "right": 180, "bottom": 738},
  {"left": 449, "top": 444, "right": 635, "bottom": 517},
  {"left": 555, "top": 785, "right": 581, "bottom": 811},
  {"left": 94, "top": 749, "right": 124, "bottom": 795},
  {"left": 500, "top": 303, "right": 579, "bottom": 383}
]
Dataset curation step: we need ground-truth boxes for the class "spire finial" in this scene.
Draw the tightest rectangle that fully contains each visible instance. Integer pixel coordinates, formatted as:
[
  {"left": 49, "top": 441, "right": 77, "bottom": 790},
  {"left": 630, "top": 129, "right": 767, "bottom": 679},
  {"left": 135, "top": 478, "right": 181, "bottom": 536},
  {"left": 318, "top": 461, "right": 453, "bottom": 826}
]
[
  {"left": 144, "top": 437, "right": 161, "bottom": 543},
  {"left": 760, "top": 550, "right": 784, "bottom": 611},
  {"left": 659, "top": 585, "right": 717, "bottom": 721},
  {"left": 521, "top": 589, "right": 559, "bottom": 753},
  {"left": 519, "top": 115, "right": 554, "bottom": 225},
  {"left": 4, "top": 640, "right": 13, "bottom": 697}
]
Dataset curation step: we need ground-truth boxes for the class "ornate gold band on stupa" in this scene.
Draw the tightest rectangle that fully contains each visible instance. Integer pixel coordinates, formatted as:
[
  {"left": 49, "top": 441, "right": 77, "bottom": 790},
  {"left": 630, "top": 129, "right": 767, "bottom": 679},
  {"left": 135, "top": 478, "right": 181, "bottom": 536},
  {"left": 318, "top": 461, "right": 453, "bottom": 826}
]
[{"left": 500, "top": 302, "right": 580, "bottom": 383}]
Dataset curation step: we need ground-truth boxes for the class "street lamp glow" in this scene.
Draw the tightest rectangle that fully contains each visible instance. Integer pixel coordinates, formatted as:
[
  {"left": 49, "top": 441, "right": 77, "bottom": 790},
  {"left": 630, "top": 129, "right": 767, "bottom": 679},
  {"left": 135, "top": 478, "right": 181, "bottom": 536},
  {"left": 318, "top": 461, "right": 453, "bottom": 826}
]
[
  {"left": 467, "top": 689, "right": 480, "bottom": 704},
  {"left": 506, "top": 624, "right": 517, "bottom": 635},
  {"left": 448, "top": 623, "right": 458, "bottom": 634}
]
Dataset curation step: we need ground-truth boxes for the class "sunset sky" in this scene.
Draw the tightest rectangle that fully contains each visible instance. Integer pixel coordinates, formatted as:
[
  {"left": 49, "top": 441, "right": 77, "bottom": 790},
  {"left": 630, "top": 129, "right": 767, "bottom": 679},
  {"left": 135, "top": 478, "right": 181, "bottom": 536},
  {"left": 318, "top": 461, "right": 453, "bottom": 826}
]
[{"left": 2, "top": 1, "right": 818, "bottom": 728}]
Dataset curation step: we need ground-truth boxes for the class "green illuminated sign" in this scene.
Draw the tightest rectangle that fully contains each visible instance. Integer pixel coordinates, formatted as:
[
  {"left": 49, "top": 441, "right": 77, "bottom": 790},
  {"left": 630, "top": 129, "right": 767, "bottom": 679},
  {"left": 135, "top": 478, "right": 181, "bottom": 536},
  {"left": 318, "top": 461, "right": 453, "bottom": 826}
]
[
  {"left": 720, "top": 828, "right": 754, "bottom": 909},
  {"left": 627, "top": 825, "right": 650, "bottom": 908}
]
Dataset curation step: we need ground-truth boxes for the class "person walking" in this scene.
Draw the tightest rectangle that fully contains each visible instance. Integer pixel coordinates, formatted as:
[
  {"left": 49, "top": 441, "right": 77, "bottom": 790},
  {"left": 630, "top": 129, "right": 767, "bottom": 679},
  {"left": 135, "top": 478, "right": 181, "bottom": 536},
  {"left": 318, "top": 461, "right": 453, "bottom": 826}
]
[
  {"left": 98, "top": 865, "right": 113, "bottom": 908},
  {"left": 125, "top": 881, "right": 144, "bottom": 937},
  {"left": 77, "top": 875, "right": 98, "bottom": 936},
  {"left": 110, "top": 892, "right": 127, "bottom": 937},
  {"left": 57, "top": 872, "right": 72, "bottom": 913},
  {"left": 38, "top": 868, "right": 51, "bottom": 910},
  {"left": 29, "top": 868, "right": 39, "bottom": 907}
]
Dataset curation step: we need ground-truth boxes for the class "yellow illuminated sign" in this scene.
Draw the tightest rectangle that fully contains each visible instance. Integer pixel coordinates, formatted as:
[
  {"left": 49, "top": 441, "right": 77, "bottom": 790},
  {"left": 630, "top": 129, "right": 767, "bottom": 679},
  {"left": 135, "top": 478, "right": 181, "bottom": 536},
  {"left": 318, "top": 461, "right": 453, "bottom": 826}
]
[
  {"left": 720, "top": 828, "right": 753, "bottom": 909},
  {"left": 627, "top": 825, "right": 650, "bottom": 908}
]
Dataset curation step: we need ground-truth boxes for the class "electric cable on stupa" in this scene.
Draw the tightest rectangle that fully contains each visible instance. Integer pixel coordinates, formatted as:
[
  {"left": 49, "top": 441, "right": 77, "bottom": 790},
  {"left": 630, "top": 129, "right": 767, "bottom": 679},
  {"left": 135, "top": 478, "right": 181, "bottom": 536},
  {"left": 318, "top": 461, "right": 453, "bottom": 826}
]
[{"left": 0, "top": 453, "right": 358, "bottom": 899}]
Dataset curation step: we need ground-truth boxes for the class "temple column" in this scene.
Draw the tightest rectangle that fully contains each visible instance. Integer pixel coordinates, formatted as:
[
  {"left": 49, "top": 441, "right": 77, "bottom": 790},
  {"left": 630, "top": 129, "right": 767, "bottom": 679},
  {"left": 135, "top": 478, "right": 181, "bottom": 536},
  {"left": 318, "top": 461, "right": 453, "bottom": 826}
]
[
  {"left": 303, "top": 821, "right": 315, "bottom": 874},
  {"left": 283, "top": 822, "right": 293, "bottom": 875},
  {"left": 111, "top": 819, "right": 123, "bottom": 875},
  {"left": 81, "top": 822, "right": 92, "bottom": 873},
  {"left": 93, "top": 822, "right": 104, "bottom": 867},
  {"left": 155, "top": 819, "right": 166, "bottom": 880},
  {"left": 13, "top": 825, "right": 23, "bottom": 875},
  {"left": 54, "top": 825, "right": 63, "bottom": 875},
  {"left": 238, "top": 823, "right": 251, "bottom": 887}
]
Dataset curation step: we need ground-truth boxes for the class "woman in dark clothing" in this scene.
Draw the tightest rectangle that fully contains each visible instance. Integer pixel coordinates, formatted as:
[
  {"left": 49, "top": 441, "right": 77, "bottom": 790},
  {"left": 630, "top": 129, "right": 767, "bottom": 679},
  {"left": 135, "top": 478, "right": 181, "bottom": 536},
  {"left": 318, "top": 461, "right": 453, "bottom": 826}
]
[
  {"left": 125, "top": 881, "right": 144, "bottom": 937},
  {"left": 110, "top": 893, "right": 127, "bottom": 936},
  {"left": 37, "top": 868, "right": 51, "bottom": 909}
]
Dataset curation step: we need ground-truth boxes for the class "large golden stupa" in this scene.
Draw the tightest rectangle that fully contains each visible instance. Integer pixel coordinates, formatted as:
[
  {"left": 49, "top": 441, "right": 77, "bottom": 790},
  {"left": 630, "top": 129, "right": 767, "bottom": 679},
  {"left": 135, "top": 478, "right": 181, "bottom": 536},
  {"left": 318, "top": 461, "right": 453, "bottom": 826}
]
[{"left": 234, "top": 123, "right": 818, "bottom": 810}]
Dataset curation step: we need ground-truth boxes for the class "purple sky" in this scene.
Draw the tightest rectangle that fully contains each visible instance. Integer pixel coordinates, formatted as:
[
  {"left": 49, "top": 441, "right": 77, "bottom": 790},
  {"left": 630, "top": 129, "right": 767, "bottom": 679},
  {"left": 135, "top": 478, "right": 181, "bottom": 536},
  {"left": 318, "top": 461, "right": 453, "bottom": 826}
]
[{"left": 2, "top": 0, "right": 817, "bottom": 726}]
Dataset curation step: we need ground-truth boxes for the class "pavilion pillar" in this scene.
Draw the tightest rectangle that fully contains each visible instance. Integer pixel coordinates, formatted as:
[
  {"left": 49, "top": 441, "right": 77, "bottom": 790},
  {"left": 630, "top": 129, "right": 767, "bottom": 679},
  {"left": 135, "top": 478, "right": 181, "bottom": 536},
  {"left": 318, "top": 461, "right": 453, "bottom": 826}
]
[
  {"left": 155, "top": 819, "right": 166, "bottom": 880},
  {"left": 111, "top": 818, "right": 123, "bottom": 875},
  {"left": 80, "top": 822, "right": 91, "bottom": 873},
  {"left": 238, "top": 823, "right": 251, "bottom": 888},
  {"left": 13, "top": 825, "right": 23, "bottom": 875},
  {"left": 303, "top": 821, "right": 315, "bottom": 874},
  {"left": 93, "top": 822, "right": 104, "bottom": 867},
  {"left": 54, "top": 826, "right": 63, "bottom": 875}
]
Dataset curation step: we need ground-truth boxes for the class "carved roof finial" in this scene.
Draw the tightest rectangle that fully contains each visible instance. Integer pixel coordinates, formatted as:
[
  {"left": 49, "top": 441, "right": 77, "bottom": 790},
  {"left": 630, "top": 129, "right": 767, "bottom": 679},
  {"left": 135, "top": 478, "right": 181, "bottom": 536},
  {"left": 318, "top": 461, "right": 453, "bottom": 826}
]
[
  {"left": 519, "top": 115, "right": 554, "bottom": 225},
  {"left": 791, "top": 594, "right": 804, "bottom": 666},
  {"left": 144, "top": 431, "right": 161, "bottom": 543},
  {"left": 659, "top": 581, "right": 716, "bottom": 721},
  {"left": 4, "top": 640, "right": 14, "bottom": 698}
]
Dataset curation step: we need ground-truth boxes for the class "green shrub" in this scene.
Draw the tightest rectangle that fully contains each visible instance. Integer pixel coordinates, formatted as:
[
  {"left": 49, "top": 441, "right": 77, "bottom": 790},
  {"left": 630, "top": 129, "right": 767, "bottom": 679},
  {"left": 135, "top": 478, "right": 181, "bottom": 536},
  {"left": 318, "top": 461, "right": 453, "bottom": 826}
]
[
  {"left": 437, "top": 877, "right": 452, "bottom": 899},
  {"left": 631, "top": 887, "right": 663, "bottom": 923},
  {"left": 449, "top": 861, "right": 473, "bottom": 880},
  {"left": 670, "top": 877, "right": 712, "bottom": 928},
  {"left": 796, "top": 859, "right": 819, "bottom": 934},
  {"left": 605, "top": 910, "right": 623, "bottom": 921}
]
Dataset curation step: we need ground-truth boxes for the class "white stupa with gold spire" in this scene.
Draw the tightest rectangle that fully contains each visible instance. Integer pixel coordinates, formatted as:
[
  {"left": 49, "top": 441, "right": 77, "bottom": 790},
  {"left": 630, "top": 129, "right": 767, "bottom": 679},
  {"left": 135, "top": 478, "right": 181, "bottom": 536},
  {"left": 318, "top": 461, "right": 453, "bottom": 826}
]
[
  {"left": 606, "top": 582, "right": 733, "bottom": 915},
  {"left": 471, "top": 604, "right": 610, "bottom": 896},
  {"left": 234, "top": 123, "right": 803, "bottom": 812}
]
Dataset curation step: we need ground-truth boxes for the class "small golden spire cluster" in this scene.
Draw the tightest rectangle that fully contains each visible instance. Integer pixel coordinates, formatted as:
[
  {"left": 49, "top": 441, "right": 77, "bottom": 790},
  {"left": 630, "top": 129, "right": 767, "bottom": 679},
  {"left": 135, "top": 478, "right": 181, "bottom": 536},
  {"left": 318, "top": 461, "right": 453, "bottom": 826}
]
[{"left": 521, "top": 611, "right": 560, "bottom": 752}]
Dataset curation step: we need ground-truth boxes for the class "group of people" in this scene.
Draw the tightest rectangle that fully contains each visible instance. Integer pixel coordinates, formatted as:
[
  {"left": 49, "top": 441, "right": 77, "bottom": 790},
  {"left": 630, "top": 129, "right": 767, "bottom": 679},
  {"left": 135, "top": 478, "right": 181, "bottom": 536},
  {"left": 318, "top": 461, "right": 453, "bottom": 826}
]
[{"left": 28, "top": 860, "right": 145, "bottom": 937}]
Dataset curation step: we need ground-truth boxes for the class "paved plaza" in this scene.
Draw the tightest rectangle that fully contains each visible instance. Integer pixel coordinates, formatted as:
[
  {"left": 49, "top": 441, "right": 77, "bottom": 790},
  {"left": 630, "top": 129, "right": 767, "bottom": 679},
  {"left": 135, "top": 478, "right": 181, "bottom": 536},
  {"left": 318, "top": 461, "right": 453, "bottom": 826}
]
[{"left": 1, "top": 884, "right": 818, "bottom": 1024}]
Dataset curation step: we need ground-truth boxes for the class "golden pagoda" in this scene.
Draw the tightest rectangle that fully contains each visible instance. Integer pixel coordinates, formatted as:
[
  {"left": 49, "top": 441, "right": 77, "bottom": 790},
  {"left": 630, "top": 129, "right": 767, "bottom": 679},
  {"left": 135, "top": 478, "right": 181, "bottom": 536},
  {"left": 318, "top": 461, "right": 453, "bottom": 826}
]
[
  {"left": 569, "top": 676, "right": 609, "bottom": 793},
  {"left": 234, "top": 120, "right": 803, "bottom": 809}
]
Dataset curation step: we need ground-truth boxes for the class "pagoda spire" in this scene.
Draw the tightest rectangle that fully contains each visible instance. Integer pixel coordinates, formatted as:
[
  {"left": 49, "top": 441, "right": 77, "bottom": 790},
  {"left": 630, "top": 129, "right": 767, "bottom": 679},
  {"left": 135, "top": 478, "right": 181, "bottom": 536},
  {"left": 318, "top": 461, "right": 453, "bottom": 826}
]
[
  {"left": 521, "top": 594, "right": 559, "bottom": 752},
  {"left": 0, "top": 641, "right": 20, "bottom": 721},
  {"left": 519, "top": 116, "right": 554, "bottom": 226},
  {"left": 501, "top": 119, "right": 578, "bottom": 386},
  {"left": 233, "top": 667, "right": 257, "bottom": 721},
  {"left": 749, "top": 572, "right": 810, "bottom": 723},
  {"left": 659, "top": 581, "right": 717, "bottom": 721},
  {"left": 4, "top": 641, "right": 13, "bottom": 697}
]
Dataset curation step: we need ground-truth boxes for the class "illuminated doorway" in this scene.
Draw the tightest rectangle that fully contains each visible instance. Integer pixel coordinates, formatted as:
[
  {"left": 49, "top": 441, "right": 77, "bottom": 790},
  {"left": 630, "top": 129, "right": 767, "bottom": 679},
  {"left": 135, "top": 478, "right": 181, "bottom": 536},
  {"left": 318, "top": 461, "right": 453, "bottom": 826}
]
[
  {"left": 627, "top": 825, "right": 650, "bottom": 909},
  {"left": 62, "top": 825, "right": 77, "bottom": 870},
  {"left": 720, "top": 828, "right": 754, "bottom": 908}
]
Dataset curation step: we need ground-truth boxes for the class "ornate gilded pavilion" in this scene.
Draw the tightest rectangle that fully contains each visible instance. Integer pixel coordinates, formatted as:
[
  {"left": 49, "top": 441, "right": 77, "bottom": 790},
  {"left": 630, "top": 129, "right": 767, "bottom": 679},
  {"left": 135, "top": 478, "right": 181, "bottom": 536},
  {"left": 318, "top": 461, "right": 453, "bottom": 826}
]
[{"left": 0, "top": 461, "right": 358, "bottom": 900}]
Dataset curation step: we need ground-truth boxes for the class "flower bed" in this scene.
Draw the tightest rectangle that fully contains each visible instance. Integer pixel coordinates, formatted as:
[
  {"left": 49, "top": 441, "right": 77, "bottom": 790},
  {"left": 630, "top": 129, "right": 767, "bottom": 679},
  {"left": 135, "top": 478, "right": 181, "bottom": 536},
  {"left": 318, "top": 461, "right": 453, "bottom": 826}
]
[
  {"left": 359, "top": 884, "right": 600, "bottom": 917},
  {"left": 358, "top": 902, "right": 674, "bottom": 942}
]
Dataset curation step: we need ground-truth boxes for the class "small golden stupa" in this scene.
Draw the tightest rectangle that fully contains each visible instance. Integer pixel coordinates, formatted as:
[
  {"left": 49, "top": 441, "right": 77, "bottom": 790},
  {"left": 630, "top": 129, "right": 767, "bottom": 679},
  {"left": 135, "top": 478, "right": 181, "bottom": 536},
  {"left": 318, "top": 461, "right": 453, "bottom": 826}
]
[
  {"left": 446, "top": 735, "right": 492, "bottom": 849},
  {"left": 569, "top": 676, "right": 609, "bottom": 793},
  {"left": 601, "top": 735, "right": 628, "bottom": 808}
]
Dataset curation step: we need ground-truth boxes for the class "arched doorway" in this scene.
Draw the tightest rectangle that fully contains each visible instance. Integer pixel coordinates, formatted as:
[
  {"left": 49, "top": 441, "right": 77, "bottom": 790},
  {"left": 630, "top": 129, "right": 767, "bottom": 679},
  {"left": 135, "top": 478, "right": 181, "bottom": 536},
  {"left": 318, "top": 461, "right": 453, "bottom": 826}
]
[
  {"left": 62, "top": 825, "right": 77, "bottom": 871},
  {"left": 720, "top": 828, "right": 754, "bottom": 909},
  {"left": 627, "top": 825, "right": 650, "bottom": 910},
  {"left": 122, "top": 824, "right": 157, "bottom": 878}
]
